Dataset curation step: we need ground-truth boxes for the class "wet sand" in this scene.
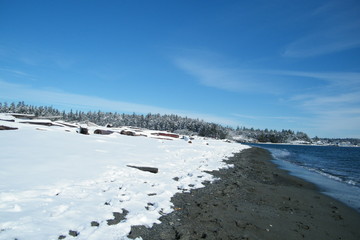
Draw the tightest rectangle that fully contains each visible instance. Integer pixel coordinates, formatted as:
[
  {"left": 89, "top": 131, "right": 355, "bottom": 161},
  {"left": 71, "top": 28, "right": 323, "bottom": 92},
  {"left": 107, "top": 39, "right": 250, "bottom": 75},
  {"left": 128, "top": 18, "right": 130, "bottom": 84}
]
[{"left": 128, "top": 147, "right": 360, "bottom": 240}]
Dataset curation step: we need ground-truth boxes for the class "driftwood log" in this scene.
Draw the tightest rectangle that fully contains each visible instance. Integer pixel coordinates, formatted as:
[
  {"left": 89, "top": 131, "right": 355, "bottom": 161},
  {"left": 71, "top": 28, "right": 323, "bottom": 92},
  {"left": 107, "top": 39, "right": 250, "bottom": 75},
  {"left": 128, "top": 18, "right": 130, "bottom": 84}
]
[
  {"left": 9, "top": 113, "right": 36, "bottom": 119},
  {"left": 0, "top": 125, "right": 18, "bottom": 130},
  {"left": 19, "top": 121, "right": 55, "bottom": 126},
  {"left": 126, "top": 165, "right": 158, "bottom": 174},
  {"left": 56, "top": 122, "right": 78, "bottom": 128},
  {"left": 0, "top": 118, "right": 15, "bottom": 122},
  {"left": 151, "top": 132, "right": 180, "bottom": 138}
]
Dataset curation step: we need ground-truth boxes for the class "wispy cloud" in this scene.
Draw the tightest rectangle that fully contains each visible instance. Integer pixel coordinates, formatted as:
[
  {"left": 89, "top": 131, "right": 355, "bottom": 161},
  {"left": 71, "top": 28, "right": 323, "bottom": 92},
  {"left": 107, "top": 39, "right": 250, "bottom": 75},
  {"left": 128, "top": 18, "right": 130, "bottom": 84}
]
[
  {"left": 292, "top": 92, "right": 360, "bottom": 108},
  {"left": 174, "top": 57, "right": 283, "bottom": 94},
  {"left": 272, "top": 70, "right": 360, "bottom": 82},
  {"left": 0, "top": 80, "right": 239, "bottom": 126},
  {"left": 271, "top": 70, "right": 360, "bottom": 90},
  {"left": 0, "top": 68, "right": 29, "bottom": 76},
  {"left": 283, "top": 1, "right": 360, "bottom": 57},
  {"left": 306, "top": 112, "right": 360, "bottom": 138},
  {"left": 175, "top": 58, "right": 253, "bottom": 92},
  {"left": 233, "top": 113, "right": 303, "bottom": 122},
  {"left": 272, "top": 70, "right": 360, "bottom": 108},
  {"left": 283, "top": 30, "right": 360, "bottom": 58},
  {"left": 0, "top": 68, "right": 38, "bottom": 83}
]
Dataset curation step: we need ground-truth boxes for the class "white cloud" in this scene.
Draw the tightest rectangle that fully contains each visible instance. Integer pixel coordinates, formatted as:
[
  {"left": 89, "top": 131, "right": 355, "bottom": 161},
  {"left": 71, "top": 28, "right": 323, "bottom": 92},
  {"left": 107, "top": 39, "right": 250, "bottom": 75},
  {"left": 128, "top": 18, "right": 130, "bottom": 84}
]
[
  {"left": 232, "top": 113, "right": 303, "bottom": 121},
  {"left": 0, "top": 68, "right": 31, "bottom": 77},
  {"left": 307, "top": 113, "right": 360, "bottom": 138},
  {"left": 271, "top": 70, "right": 360, "bottom": 83},
  {"left": 294, "top": 92, "right": 360, "bottom": 108},
  {"left": 270, "top": 70, "right": 360, "bottom": 94},
  {"left": 175, "top": 58, "right": 245, "bottom": 92},
  {"left": 173, "top": 57, "right": 282, "bottom": 94}
]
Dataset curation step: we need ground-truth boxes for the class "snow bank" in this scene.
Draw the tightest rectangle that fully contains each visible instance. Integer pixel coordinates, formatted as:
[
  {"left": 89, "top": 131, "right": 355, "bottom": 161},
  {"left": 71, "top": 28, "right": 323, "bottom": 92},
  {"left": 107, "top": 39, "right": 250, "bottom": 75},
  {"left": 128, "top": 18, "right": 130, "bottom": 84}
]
[{"left": 0, "top": 114, "right": 249, "bottom": 240}]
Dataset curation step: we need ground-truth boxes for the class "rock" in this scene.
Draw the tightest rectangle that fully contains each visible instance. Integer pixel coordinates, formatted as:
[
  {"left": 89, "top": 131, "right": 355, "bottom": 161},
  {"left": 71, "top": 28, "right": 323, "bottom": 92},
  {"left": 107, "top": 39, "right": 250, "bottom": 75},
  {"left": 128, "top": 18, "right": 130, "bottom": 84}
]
[
  {"left": 68, "top": 230, "right": 79, "bottom": 237},
  {"left": 120, "top": 130, "right": 136, "bottom": 136},
  {"left": 107, "top": 209, "right": 129, "bottom": 225},
  {"left": 94, "top": 129, "right": 114, "bottom": 135},
  {"left": 127, "top": 165, "right": 159, "bottom": 174},
  {"left": 91, "top": 221, "right": 100, "bottom": 227},
  {"left": 79, "top": 127, "right": 89, "bottom": 135}
]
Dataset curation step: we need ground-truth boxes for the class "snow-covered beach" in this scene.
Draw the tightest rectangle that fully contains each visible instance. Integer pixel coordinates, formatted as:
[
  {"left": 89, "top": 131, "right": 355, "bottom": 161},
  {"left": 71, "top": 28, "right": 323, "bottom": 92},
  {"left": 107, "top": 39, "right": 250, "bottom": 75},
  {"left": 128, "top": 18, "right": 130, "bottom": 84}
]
[
  {"left": 0, "top": 113, "right": 248, "bottom": 240},
  {"left": 2, "top": 113, "right": 360, "bottom": 240}
]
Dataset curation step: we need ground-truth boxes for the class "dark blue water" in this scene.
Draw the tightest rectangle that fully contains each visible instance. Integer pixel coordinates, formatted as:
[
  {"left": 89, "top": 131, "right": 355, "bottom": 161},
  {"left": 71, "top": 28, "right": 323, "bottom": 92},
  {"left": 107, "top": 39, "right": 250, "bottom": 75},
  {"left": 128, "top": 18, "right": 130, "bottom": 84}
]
[{"left": 249, "top": 143, "right": 360, "bottom": 212}]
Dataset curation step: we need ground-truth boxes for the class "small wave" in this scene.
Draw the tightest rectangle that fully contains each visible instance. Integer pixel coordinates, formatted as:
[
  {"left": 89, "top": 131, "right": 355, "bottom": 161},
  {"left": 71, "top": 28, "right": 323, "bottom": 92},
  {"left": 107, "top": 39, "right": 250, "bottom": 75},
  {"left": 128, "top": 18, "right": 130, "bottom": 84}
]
[
  {"left": 304, "top": 167, "right": 359, "bottom": 187},
  {"left": 347, "top": 180, "right": 357, "bottom": 186},
  {"left": 269, "top": 149, "right": 292, "bottom": 159},
  {"left": 313, "top": 168, "right": 342, "bottom": 182}
]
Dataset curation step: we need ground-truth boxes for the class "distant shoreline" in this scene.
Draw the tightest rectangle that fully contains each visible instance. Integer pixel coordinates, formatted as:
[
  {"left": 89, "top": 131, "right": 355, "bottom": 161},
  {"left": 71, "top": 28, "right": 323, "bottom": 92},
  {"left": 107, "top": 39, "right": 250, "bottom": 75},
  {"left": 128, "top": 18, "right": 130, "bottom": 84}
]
[
  {"left": 128, "top": 147, "right": 360, "bottom": 240},
  {"left": 239, "top": 141, "right": 359, "bottom": 148}
]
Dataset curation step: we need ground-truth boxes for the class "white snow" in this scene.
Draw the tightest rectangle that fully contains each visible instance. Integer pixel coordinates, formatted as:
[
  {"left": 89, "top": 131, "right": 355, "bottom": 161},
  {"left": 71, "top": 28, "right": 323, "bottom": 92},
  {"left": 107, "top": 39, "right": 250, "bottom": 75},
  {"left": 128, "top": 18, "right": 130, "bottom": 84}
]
[{"left": 0, "top": 113, "right": 249, "bottom": 240}]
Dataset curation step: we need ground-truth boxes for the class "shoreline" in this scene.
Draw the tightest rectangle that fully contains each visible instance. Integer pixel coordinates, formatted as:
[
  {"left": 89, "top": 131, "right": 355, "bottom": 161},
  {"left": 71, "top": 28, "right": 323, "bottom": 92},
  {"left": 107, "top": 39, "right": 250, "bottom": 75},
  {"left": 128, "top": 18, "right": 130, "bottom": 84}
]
[
  {"left": 242, "top": 141, "right": 359, "bottom": 148},
  {"left": 249, "top": 142, "right": 360, "bottom": 212},
  {"left": 128, "top": 147, "right": 360, "bottom": 240}
]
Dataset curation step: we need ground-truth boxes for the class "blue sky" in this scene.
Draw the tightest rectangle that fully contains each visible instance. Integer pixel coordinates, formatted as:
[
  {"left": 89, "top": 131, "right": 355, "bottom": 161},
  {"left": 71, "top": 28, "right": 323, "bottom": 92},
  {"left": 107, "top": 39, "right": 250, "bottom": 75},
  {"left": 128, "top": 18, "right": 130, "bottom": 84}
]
[{"left": 1, "top": 0, "right": 360, "bottom": 138}]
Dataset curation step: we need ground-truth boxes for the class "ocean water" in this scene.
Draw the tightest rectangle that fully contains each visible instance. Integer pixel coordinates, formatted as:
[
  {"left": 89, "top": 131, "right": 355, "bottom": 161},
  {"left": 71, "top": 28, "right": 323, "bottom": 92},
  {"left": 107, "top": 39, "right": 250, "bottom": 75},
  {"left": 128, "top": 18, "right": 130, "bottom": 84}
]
[{"left": 249, "top": 143, "right": 360, "bottom": 212}]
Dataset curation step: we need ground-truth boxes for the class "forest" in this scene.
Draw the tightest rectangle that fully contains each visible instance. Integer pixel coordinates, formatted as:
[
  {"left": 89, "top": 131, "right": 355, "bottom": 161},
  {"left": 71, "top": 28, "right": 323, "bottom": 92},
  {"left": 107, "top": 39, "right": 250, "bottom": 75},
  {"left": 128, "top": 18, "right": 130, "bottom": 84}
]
[{"left": 0, "top": 101, "right": 315, "bottom": 143}]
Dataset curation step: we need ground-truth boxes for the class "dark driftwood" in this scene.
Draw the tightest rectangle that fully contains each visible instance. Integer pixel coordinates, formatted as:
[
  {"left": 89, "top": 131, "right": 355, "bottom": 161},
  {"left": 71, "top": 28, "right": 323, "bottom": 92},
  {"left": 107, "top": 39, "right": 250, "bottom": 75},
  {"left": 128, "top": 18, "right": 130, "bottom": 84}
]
[
  {"left": 19, "top": 121, "right": 55, "bottom": 126},
  {"left": 158, "top": 133, "right": 179, "bottom": 138},
  {"left": 19, "top": 121, "right": 65, "bottom": 127},
  {"left": 0, "top": 118, "right": 15, "bottom": 122},
  {"left": 151, "top": 132, "right": 180, "bottom": 138},
  {"left": 0, "top": 125, "right": 18, "bottom": 130},
  {"left": 9, "top": 113, "right": 36, "bottom": 119},
  {"left": 126, "top": 165, "right": 159, "bottom": 174},
  {"left": 56, "top": 122, "right": 78, "bottom": 128}
]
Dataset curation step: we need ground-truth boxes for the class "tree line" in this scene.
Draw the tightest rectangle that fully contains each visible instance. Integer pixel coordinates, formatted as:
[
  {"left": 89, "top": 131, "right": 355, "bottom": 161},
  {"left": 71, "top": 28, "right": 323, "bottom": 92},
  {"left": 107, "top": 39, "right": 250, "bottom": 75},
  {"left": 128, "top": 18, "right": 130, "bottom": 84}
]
[{"left": 1, "top": 101, "right": 312, "bottom": 143}]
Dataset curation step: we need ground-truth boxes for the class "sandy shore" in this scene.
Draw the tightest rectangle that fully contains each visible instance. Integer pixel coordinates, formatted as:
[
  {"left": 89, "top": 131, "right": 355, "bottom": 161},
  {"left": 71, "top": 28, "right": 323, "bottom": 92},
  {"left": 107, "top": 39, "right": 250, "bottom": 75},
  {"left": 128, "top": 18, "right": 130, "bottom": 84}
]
[{"left": 128, "top": 147, "right": 360, "bottom": 240}]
